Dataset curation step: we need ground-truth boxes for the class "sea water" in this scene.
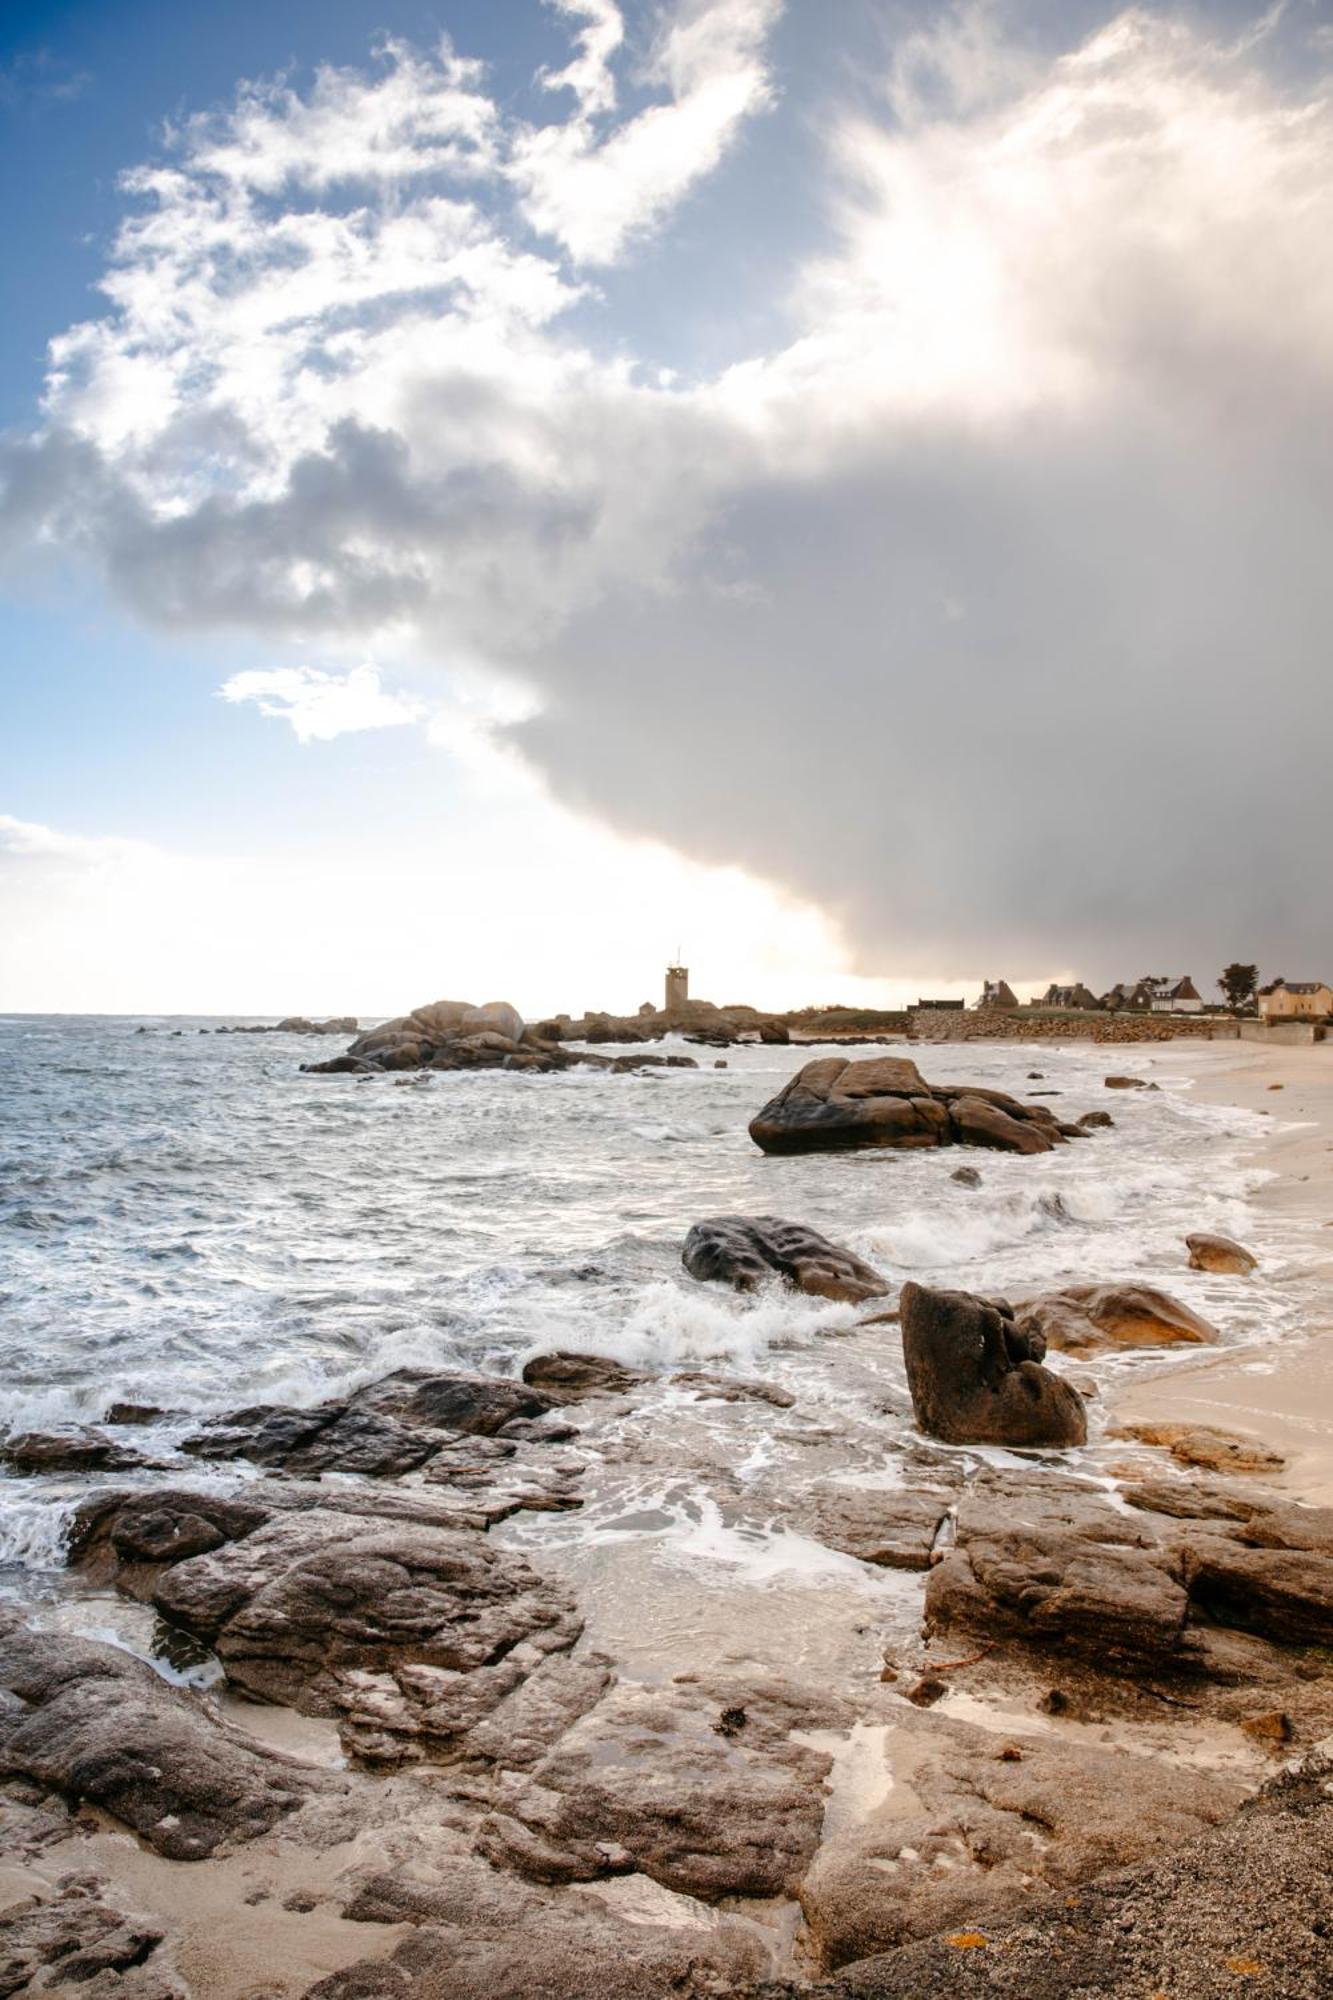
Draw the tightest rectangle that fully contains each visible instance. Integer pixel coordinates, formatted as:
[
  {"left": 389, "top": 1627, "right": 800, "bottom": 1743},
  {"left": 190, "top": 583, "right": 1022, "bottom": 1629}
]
[{"left": 0, "top": 1016, "right": 1308, "bottom": 1672}]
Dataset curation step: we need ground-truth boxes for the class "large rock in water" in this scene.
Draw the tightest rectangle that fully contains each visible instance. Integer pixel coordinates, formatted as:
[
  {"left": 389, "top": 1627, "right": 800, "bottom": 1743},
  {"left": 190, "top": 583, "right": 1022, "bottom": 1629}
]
[
  {"left": 682, "top": 1216, "right": 890, "bottom": 1303},
  {"left": 1187, "top": 1230, "right": 1258, "bottom": 1274},
  {"left": 346, "top": 998, "right": 524, "bottom": 1063},
  {"left": 1017, "top": 1282, "right": 1218, "bottom": 1355},
  {"left": 900, "top": 1282, "right": 1088, "bottom": 1448},
  {"left": 748, "top": 1057, "right": 1068, "bottom": 1155}
]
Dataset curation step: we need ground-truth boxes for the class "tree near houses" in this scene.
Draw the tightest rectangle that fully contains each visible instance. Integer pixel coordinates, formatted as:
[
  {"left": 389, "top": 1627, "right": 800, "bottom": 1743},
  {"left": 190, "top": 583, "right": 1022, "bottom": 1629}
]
[{"left": 1219, "top": 963, "right": 1259, "bottom": 1014}]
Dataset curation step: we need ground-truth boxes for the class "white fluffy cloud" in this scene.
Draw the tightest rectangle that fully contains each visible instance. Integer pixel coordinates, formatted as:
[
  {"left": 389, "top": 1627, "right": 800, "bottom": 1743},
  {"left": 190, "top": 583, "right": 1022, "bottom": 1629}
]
[
  {"left": 218, "top": 664, "right": 425, "bottom": 741},
  {"left": 6, "top": 1, "right": 1333, "bottom": 988}
]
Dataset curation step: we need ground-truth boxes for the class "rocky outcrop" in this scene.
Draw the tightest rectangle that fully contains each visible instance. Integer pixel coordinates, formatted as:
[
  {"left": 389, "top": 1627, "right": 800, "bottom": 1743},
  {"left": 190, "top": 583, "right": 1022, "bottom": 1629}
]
[
  {"left": 1186, "top": 1231, "right": 1258, "bottom": 1274},
  {"left": 924, "top": 1466, "right": 1333, "bottom": 1688},
  {"left": 0, "top": 1611, "right": 311, "bottom": 1858},
  {"left": 1016, "top": 1282, "right": 1218, "bottom": 1355},
  {"left": 899, "top": 1283, "right": 1088, "bottom": 1448},
  {"left": 300, "top": 996, "right": 709, "bottom": 1078},
  {"left": 69, "top": 1489, "right": 582, "bottom": 1767},
  {"left": 748, "top": 1058, "right": 1075, "bottom": 1156},
  {"left": 179, "top": 1370, "right": 560, "bottom": 1477},
  {"left": 682, "top": 1217, "right": 890, "bottom": 1304}
]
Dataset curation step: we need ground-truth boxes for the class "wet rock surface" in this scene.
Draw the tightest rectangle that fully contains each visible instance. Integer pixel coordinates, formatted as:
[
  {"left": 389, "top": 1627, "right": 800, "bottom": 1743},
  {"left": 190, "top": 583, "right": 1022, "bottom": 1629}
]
[
  {"left": 900, "top": 1283, "right": 1087, "bottom": 1448},
  {"left": 9, "top": 1336, "right": 1333, "bottom": 1998},
  {"left": 749, "top": 1059, "right": 1075, "bottom": 1156},
  {"left": 682, "top": 1217, "right": 890, "bottom": 1304},
  {"left": 0, "top": 1427, "right": 163, "bottom": 1475},
  {"left": 796, "top": 1714, "right": 1245, "bottom": 1970}
]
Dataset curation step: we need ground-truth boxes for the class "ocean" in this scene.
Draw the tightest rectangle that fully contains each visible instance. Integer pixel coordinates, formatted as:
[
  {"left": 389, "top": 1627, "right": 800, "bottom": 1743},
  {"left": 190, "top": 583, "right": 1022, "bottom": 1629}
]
[{"left": 0, "top": 1016, "right": 1307, "bottom": 1682}]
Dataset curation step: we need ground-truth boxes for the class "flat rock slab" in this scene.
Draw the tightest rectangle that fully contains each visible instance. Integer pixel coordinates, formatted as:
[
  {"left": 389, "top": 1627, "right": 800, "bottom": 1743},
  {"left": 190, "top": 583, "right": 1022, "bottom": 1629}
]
[
  {"left": 0, "top": 1426, "right": 165, "bottom": 1475},
  {"left": 682, "top": 1217, "right": 890, "bottom": 1304},
  {"left": 1110, "top": 1421, "right": 1284, "bottom": 1475},
  {"left": 749, "top": 1059, "right": 1070, "bottom": 1156},
  {"left": 478, "top": 1677, "right": 843, "bottom": 1902},
  {"left": 306, "top": 1901, "right": 769, "bottom": 2000},
  {"left": 0, "top": 1612, "right": 310, "bottom": 1859}
]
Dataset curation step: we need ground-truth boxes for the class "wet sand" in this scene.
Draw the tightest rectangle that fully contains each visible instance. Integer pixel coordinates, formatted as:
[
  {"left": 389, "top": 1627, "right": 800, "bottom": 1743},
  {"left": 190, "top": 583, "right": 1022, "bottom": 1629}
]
[{"left": 1113, "top": 1039, "right": 1333, "bottom": 1503}]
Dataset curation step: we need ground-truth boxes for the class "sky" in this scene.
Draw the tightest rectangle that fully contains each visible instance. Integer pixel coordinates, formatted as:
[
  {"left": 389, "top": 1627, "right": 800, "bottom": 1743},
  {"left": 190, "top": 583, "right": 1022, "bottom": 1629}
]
[{"left": 1, "top": 0, "right": 1329, "bottom": 1016}]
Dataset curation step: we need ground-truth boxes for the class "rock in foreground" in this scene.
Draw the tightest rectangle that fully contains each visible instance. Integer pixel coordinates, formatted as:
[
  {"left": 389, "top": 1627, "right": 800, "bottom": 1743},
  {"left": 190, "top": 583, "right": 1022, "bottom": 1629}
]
[
  {"left": 749, "top": 1058, "right": 1078, "bottom": 1156},
  {"left": 900, "top": 1283, "right": 1087, "bottom": 1448},
  {"left": 682, "top": 1216, "right": 890, "bottom": 1303}
]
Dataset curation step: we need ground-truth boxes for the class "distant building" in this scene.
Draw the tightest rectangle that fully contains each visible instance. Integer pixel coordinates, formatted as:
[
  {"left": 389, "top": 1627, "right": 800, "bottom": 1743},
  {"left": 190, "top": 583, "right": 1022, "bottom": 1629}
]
[
  {"left": 1150, "top": 977, "right": 1204, "bottom": 1015},
  {"left": 664, "top": 964, "right": 689, "bottom": 1018},
  {"left": 1258, "top": 980, "right": 1333, "bottom": 1021},
  {"left": 915, "top": 998, "right": 967, "bottom": 1011},
  {"left": 976, "top": 979, "right": 1019, "bottom": 1010},
  {"left": 1040, "top": 982, "right": 1100, "bottom": 1011}
]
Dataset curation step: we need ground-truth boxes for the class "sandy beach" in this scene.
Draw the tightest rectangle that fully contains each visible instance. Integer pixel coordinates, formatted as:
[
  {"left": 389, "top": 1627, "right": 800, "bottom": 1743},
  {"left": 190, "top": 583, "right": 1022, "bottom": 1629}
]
[{"left": 1114, "top": 1039, "right": 1333, "bottom": 1504}]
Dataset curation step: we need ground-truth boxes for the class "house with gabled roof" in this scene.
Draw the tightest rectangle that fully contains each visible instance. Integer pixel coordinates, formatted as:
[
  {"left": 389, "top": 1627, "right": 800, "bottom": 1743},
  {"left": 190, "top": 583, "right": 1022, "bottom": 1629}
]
[{"left": 1150, "top": 976, "right": 1204, "bottom": 1015}]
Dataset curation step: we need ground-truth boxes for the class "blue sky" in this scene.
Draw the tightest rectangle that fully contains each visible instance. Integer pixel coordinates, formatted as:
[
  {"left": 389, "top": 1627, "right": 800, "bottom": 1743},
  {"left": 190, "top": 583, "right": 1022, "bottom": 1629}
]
[{"left": 1, "top": 1, "right": 1329, "bottom": 1012}]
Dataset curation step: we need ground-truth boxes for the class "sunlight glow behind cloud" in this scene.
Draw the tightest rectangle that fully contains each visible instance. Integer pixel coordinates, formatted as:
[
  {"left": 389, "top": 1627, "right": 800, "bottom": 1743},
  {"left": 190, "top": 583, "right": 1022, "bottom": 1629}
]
[{"left": 4, "top": 0, "right": 1333, "bottom": 1003}]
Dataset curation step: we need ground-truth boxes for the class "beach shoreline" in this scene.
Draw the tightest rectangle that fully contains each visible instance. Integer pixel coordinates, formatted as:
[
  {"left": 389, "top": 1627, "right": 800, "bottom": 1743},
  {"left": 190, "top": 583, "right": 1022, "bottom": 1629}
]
[{"left": 1110, "top": 1039, "right": 1333, "bottom": 1505}]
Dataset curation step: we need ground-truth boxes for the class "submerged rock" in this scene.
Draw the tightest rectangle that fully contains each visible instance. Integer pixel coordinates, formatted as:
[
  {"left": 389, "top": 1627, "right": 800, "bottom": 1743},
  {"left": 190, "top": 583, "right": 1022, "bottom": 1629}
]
[
  {"left": 1186, "top": 1230, "right": 1258, "bottom": 1274},
  {"left": 748, "top": 1058, "right": 1070, "bottom": 1156},
  {"left": 682, "top": 1216, "right": 890, "bottom": 1303},
  {"left": 0, "top": 1425, "right": 161, "bottom": 1474},
  {"left": 1016, "top": 1282, "right": 1218, "bottom": 1355},
  {"left": 900, "top": 1282, "right": 1088, "bottom": 1448}
]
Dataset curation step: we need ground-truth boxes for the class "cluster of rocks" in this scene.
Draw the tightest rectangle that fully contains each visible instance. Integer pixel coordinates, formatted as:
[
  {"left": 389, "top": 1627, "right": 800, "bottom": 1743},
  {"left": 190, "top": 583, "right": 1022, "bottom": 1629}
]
[
  {"left": 7, "top": 1153, "right": 1326, "bottom": 1998},
  {"left": 749, "top": 1056, "right": 1101, "bottom": 1155},
  {"left": 299, "top": 999, "right": 700, "bottom": 1079}
]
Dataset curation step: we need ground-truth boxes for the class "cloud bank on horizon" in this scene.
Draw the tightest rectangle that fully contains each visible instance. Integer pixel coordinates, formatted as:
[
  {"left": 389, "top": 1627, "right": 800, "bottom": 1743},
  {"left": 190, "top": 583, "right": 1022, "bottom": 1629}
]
[{"left": 3, "top": 0, "right": 1332, "bottom": 992}]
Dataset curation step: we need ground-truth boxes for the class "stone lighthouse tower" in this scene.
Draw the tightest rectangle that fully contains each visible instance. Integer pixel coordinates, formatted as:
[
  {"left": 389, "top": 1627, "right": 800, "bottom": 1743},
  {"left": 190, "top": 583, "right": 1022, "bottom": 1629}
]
[{"left": 664, "top": 964, "right": 689, "bottom": 1019}]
